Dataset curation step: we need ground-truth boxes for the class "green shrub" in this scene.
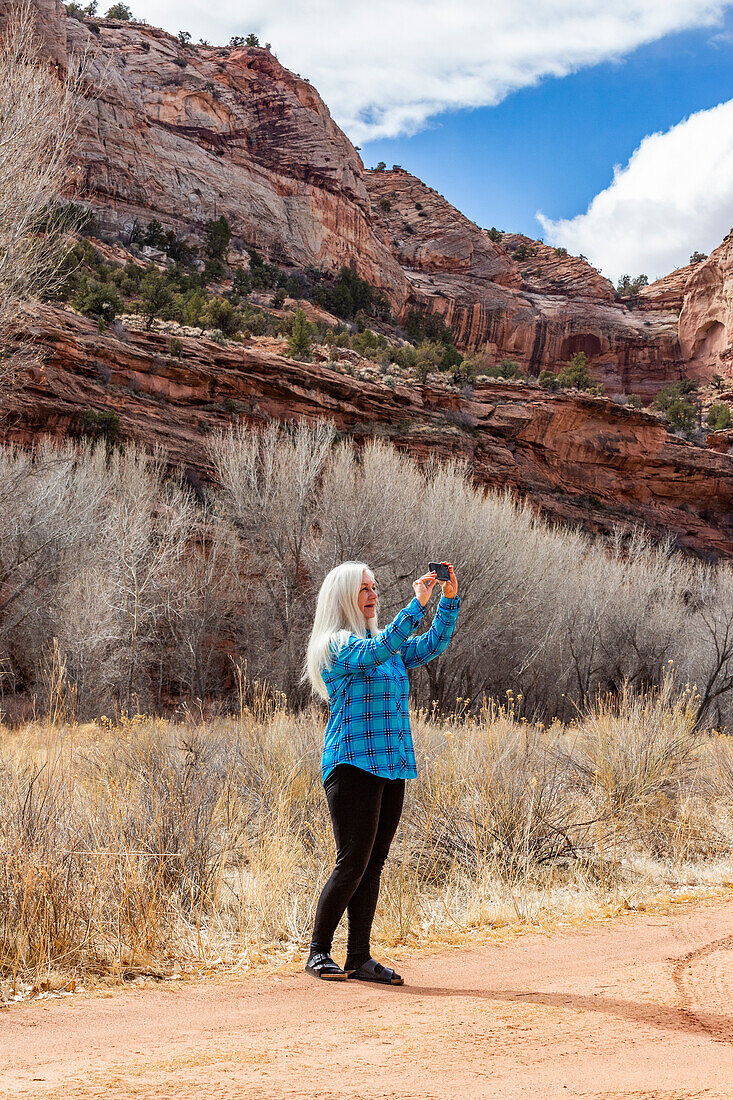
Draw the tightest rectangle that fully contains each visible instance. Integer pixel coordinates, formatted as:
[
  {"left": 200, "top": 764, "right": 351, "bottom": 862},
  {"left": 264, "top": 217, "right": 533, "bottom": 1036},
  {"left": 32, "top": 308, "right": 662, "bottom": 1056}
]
[
  {"left": 402, "top": 308, "right": 452, "bottom": 345},
  {"left": 206, "top": 216, "right": 231, "bottom": 261},
  {"left": 454, "top": 359, "right": 477, "bottom": 385},
  {"left": 168, "top": 337, "right": 184, "bottom": 358},
  {"left": 139, "top": 270, "right": 175, "bottom": 329},
  {"left": 378, "top": 197, "right": 392, "bottom": 213},
  {"left": 390, "top": 345, "right": 417, "bottom": 370},
  {"left": 201, "top": 296, "right": 241, "bottom": 336},
  {"left": 653, "top": 380, "right": 699, "bottom": 437},
  {"left": 690, "top": 251, "right": 708, "bottom": 264},
  {"left": 557, "top": 351, "right": 596, "bottom": 391},
  {"left": 413, "top": 341, "right": 446, "bottom": 375},
  {"left": 707, "top": 404, "right": 731, "bottom": 431},
  {"left": 65, "top": 1, "right": 98, "bottom": 17},
  {"left": 313, "top": 267, "right": 390, "bottom": 322},
  {"left": 203, "top": 257, "right": 226, "bottom": 282},
  {"left": 72, "top": 279, "right": 123, "bottom": 324},
  {"left": 538, "top": 370, "right": 560, "bottom": 391},
  {"left": 180, "top": 289, "right": 207, "bottom": 328},
  {"left": 105, "top": 3, "right": 132, "bottom": 19},
  {"left": 486, "top": 227, "right": 503, "bottom": 242},
  {"left": 351, "top": 328, "right": 387, "bottom": 356},
  {"left": 497, "top": 358, "right": 520, "bottom": 378},
  {"left": 616, "top": 273, "right": 649, "bottom": 297},
  {"left": 287, "top": 309, "right": 312, "bottom": 360},
  {"left": 80, "top": 409, "right": 120, "bottom": 448},
  {"left": 231, "top": 267, "right": 253, "bottom": 298},
  {"left": 247, "top": 249, "right": 281, "bottom": 291},
  {"left": 626, "top": 393, "right": 643, "bottom": 409}
]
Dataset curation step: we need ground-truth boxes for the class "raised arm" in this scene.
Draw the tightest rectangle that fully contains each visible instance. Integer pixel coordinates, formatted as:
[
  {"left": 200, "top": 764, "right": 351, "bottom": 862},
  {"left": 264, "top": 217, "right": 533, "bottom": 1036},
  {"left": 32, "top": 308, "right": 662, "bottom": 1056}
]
[
  {"left": 327, "top": 596, "right": 428, "bottom": 675},
  {"left": 400, "top": 594, "right": 461, "bottom": 669}
]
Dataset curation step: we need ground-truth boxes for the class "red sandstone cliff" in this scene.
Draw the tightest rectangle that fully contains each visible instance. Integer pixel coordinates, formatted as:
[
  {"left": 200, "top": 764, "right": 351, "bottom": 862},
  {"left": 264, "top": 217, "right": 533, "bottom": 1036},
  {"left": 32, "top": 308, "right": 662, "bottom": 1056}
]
[
  {"left": 678, "top": 231, "right": 733, "bottom": 382},
  {"left": 4, "top": 304, "right": 733, "bottom": 559},
  {"left": 365, "top": 169, "right": 684, "bottom": 398},
  {"left": 6, "top": 3, "right": 733, "bottom": 561},
  {"left": 60, "top": 13, "right": 409, "bottom": 306},
  {"left": 10, "top": 6, "right": 682, "bottom": 399}
]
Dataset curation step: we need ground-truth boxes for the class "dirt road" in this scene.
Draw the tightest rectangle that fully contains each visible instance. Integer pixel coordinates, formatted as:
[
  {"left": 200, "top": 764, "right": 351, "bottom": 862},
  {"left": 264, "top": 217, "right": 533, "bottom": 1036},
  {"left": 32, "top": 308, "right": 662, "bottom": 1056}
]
[{"left": 3, "top": 897, "right": 733, "bottom": 1099}]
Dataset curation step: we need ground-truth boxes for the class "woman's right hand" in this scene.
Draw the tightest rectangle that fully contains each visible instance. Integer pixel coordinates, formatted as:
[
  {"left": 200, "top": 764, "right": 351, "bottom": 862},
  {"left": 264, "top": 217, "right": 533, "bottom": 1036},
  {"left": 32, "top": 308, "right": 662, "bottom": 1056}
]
[{"left": 413, "top": 570, "right": 438, "bottom": 607}]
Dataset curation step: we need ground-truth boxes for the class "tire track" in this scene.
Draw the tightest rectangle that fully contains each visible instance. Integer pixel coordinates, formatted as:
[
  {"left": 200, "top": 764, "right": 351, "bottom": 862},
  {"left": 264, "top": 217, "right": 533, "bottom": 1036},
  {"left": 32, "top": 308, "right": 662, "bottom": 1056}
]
[{"left": 672, "top": 933, "right": 733, "bottom": 1044}]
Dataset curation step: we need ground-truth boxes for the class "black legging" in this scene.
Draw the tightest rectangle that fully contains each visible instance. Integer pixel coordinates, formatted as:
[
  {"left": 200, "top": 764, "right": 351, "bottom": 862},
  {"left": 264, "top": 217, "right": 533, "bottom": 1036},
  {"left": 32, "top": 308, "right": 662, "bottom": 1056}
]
[{"left": 311, "top": 763, "right": 405, "bottom": 965}]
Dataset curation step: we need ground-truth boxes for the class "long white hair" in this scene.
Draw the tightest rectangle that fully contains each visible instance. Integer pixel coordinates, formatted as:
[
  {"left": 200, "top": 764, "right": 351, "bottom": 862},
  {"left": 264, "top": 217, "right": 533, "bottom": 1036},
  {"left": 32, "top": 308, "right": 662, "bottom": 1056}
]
[{"left": 302, "top": 561, "right": 378, "bottom": 700}]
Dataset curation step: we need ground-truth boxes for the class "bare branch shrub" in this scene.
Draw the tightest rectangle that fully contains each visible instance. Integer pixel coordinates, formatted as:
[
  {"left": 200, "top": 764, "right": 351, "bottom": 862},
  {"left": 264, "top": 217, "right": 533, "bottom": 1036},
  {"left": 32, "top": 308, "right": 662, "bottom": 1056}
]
[
  {"left": 210, "top": 421, "right": 335, "bottom": 700},
  {"left": 0, "top": 3, "right": 86, "bottom": 389},
  {"left": 2, "top": 687, "right": 731, "bottom": 991}
]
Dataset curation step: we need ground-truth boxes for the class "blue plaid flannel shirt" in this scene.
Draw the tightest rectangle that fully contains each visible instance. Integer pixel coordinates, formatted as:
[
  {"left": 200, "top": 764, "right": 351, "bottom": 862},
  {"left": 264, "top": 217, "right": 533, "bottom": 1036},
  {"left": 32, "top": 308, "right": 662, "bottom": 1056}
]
[{"left": 321, "top": 593, "right": 461, "bottom": 781}]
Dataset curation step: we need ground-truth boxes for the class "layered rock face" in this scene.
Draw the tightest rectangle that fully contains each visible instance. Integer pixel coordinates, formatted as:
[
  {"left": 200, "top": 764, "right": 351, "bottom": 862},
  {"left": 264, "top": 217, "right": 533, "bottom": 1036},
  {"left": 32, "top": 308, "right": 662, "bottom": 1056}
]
[
  {"left": 7, "top": 2, "right": 733, "bottom": 563},
  {"left": 366, "top": 170, "right": 683, "bottom": 397},
  {"left": 62, "top": 15, "right": 408, "bottom": 304},
  {"left": 6, "top": 305, "right": 733, "bottom": 559},
  {"left": 679, "top": 231, "right": 733, "bottom": 382},
  {"left": 15, "top": 8, "right": 680, "bottom": 400}
]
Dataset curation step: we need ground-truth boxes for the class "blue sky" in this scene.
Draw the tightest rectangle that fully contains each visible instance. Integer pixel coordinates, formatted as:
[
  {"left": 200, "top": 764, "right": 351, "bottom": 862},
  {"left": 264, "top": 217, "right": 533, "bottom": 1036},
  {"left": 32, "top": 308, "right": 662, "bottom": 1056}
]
[
  {"left": 360, "top": 11, "right": 733, "bottom": 252},
  {"left": 140, "top": 1, "right": 733, "bottom": 281}
]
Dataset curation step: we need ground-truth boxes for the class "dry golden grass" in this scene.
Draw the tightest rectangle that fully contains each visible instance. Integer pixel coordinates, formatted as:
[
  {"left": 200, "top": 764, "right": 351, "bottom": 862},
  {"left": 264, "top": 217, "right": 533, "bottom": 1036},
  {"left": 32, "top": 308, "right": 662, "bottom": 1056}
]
[{"left": 1, "top": 674, "right": 732, "bottom": 999}]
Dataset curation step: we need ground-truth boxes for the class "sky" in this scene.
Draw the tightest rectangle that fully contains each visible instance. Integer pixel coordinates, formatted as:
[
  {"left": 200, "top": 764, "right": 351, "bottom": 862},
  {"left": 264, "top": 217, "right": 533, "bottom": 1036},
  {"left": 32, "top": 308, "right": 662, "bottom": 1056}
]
[{"left": 132, "top": 1, "right": 733, "bottom": 283}]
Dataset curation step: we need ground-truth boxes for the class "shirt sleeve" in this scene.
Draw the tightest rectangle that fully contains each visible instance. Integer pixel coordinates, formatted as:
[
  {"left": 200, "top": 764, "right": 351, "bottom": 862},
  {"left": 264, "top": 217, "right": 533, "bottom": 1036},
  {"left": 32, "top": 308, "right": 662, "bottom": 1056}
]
[
  {"left": 400, "top": 594, "right": 461, "bottom": 670},
  {"left": 327, "top": 596, "right": 427, "bottom": 675}
]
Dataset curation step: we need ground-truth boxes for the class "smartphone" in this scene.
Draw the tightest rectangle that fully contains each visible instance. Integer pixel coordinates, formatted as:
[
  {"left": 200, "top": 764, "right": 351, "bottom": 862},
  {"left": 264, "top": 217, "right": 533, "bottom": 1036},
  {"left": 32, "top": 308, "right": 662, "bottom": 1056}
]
[{"left": 428, "top": 561, "right": 451, "bottom": 582}]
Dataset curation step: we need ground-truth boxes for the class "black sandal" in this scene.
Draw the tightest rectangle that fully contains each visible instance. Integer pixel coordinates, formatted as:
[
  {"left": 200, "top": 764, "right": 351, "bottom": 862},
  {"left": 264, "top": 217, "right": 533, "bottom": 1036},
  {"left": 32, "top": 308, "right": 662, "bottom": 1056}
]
[
  {"left": 346, "top": 957, "right": 404, "bottom": 985},
  {"left": 305, "top": 951, "right": 347, "bottom": 981}
]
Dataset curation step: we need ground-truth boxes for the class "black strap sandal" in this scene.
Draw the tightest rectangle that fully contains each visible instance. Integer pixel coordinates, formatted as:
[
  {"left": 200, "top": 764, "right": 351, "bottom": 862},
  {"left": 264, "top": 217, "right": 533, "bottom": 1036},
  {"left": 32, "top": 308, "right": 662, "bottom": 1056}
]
[
  {"left": 305, "top": 951, "right": 347, "bottom": 981},
  {"left": 346, "top": 957, "right": 404, "bottom": 985}
]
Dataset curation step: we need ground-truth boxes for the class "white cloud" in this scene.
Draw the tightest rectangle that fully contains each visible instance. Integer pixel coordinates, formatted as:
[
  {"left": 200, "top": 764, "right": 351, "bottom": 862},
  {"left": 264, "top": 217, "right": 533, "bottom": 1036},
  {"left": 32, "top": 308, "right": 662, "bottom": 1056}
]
[
  {"left": 135, "top": 1, "right": 732, "bottom": 142},
  {"left": 537, "top": 98, "right": 733, "bottom": 282}
]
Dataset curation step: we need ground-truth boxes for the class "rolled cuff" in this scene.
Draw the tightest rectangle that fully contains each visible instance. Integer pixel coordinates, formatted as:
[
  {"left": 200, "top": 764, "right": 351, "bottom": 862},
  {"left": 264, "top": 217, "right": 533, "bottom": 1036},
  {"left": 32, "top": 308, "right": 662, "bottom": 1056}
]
[{"left": 438, "top": 594, "right": 461, "bottom": 611}]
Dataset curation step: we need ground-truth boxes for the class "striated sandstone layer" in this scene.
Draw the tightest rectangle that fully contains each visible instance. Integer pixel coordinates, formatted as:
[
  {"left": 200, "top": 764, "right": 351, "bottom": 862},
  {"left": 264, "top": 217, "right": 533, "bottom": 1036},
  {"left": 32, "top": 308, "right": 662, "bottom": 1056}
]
[
  {"left": 498, "top": 232, "right": 615, "bottom": 301},
  {"left": 679, "top": 231, "right": 733, "bottom": 382},
  {"left": 638, "top": 262, "right": 699, "bottom": 313},
  {"left": 61, "top": 14, "right": 408, "bottom": 304},
  {"left": 365, "top": 170, "right": 683, "bottom": 397},
  {"left": 4, "top": 306, "right": 733, "bottom": 559}
]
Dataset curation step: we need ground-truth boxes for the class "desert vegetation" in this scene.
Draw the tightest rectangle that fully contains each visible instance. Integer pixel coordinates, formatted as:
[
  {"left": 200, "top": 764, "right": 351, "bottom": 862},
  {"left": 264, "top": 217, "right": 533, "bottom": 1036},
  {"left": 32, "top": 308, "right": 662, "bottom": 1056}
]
[
  {"left": 3, "top": 424, "right": 733, "bottom": 727},
  {"left": 3, "top": 6, "right": 733, "bottom": 1004},
  {"left": 2, "top": 678, "right": 733, "bottom": 998},
  {"left": 0, "top": 2, "right": 85, "bottom": 390}
]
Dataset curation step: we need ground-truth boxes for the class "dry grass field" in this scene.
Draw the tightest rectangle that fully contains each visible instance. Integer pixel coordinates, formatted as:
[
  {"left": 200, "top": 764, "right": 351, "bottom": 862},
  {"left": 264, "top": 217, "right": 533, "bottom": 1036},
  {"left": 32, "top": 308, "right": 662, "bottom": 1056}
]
[{"left": 2, "top": 672, "right": 732, "bottom": 1002}]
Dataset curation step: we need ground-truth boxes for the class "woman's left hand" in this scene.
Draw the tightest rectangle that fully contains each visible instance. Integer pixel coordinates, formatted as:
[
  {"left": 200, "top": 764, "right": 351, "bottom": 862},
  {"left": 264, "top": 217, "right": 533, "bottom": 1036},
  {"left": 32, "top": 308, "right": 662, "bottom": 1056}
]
[{"left": 440, "top": 561, "right": 458, "bottom": 598}]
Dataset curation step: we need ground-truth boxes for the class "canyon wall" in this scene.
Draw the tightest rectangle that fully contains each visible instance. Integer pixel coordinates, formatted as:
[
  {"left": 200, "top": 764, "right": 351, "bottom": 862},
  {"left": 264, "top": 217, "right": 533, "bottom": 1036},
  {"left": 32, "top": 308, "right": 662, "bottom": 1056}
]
[
  {"left": 679, "top": 232, "right": 733, "bottom": 382},
  {"left": 4, "top": 3, "right": 733, "bottom": 561},
  {"left": 61, "top": 13, "right": 409, "bottom": 305},
  {"left": 5, "top": 305, "right": 733, "bottom": 559},
  {"left": 12, "top": 7, "right": 685, "bottom": 396},
  {"left": 366, "top": 169, "right": 684, "bottom": 397}
]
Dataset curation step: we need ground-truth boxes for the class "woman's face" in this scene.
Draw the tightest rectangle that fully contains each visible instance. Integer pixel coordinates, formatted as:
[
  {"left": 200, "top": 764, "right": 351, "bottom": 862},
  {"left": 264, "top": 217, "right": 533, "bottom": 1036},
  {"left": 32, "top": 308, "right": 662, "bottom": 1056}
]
[{"left": 357, "top": 570, "right": 378, "bottom": 620}]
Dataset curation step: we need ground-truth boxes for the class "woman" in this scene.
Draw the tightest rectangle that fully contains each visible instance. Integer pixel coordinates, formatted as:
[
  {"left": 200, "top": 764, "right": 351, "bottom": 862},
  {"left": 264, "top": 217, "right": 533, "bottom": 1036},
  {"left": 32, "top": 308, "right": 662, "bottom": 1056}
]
[{"left": 302, "top": 559, "right": 460, "bottom": 984}]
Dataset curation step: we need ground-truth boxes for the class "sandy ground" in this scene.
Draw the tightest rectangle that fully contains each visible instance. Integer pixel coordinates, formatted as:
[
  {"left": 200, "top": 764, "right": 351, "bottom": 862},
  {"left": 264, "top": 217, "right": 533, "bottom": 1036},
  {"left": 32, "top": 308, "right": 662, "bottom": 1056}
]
[{"left": 2, "top": 897, "right": 733, "bottom": 1100}]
